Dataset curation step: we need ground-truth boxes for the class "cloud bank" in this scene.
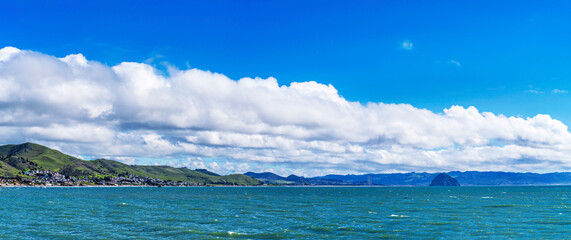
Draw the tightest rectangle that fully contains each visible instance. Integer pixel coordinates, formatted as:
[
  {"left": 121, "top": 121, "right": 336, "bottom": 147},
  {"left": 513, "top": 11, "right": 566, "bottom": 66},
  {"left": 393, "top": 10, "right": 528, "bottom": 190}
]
[{"left": 2, "top": 46, "right": 571, "bottom": 176}]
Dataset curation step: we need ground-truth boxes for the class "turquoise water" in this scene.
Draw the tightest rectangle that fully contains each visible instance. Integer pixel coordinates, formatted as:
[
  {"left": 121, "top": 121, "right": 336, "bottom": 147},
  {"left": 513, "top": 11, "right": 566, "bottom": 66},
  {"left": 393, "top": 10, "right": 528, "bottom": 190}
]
[{"left": 1, "top": 186, "right": 570, "bottom": 239}]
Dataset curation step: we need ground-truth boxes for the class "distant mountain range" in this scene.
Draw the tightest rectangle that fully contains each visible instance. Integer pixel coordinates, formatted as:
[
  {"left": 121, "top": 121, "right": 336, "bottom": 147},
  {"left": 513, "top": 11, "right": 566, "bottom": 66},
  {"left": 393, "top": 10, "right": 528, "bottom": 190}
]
[
  {"left": 245, "top": 171, "right": 571, "bottom": 186},
  {"left": 4, "top": 143, "right": 571, "bottom": 187},
  {"left": 0, "top": 143, "right": 259, "bottom": 186}
]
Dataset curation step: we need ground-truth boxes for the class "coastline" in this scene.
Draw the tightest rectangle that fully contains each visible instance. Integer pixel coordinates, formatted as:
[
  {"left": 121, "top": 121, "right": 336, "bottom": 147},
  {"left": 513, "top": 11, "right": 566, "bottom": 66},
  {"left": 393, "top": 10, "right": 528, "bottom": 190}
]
[{"left": 4, "top": 183, "right": 571, "bottom": 188}]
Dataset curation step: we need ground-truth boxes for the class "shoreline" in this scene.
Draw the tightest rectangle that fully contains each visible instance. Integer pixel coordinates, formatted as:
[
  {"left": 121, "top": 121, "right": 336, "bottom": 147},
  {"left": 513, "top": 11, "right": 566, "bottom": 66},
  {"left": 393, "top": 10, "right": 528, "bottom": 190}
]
[{"left": 3, "top": 183, "right": 571, "bottom": 188}]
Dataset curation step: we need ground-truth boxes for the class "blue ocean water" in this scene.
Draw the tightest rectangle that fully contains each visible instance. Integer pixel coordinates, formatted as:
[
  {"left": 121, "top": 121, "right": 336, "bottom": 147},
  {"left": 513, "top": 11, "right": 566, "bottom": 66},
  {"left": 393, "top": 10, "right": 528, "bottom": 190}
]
[{"left": 0, "top": 186, "right": 570, "bottom": 239}]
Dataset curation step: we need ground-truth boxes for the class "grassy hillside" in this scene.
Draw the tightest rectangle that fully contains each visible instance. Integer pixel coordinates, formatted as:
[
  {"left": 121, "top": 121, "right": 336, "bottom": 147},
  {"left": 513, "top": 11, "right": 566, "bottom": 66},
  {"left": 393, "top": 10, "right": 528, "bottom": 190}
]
[{"left": 0, "top": 143, "right": 260, "bottom": 186}]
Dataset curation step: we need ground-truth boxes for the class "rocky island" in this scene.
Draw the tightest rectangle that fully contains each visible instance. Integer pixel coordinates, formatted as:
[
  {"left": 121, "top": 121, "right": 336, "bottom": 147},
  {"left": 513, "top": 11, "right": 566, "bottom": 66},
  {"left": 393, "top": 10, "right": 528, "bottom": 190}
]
[{"left": 429, "top": 173, "right": 461, "bottom": 186}]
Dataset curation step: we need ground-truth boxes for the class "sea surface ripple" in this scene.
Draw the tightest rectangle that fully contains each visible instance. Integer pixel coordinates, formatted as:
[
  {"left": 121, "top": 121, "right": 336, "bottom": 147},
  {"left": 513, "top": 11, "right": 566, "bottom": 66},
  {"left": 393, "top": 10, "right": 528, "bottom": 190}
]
[{"left": 1, "top": 186, "right": 570, "bottom": 239}]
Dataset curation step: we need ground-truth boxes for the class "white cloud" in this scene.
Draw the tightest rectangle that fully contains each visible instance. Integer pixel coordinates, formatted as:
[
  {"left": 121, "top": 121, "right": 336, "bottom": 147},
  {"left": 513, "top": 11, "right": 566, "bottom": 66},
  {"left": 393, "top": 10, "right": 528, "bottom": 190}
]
[
  {"left": 187, "top": 157, "right": 206, "bottom": 169},
  {"left": 2, "top": 46, "right": 571, "bottom": 176},
  {"left": 448, "top": 59, "right": 461, "bottom": 67},
  {"left": 112, "top": 156, "right": 136, "bottom": 165},
  {"left": 525, "top": 89, "right": 544, "bottom": 94},
  {"left": 401, "top": 40, "right": 413, "bottom": 50},
  {"left": 0, "top": 47, "right": 21, "bottom": 62},
  {"left": 24, "top": 124, "right": 115, "bottom": 143},
  {"left": 208, "top": 162, "right": 221, "bottom": 171},
  {"left": 552, "top": 89, "right": 568, "bottom": 94}
]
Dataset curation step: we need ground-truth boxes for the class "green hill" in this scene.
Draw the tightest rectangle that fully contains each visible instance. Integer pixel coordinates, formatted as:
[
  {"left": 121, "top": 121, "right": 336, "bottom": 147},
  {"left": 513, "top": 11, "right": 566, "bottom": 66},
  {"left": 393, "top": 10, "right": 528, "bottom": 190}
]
[{"left": 0, "top": 143, "right": 260, "bottom": 186}]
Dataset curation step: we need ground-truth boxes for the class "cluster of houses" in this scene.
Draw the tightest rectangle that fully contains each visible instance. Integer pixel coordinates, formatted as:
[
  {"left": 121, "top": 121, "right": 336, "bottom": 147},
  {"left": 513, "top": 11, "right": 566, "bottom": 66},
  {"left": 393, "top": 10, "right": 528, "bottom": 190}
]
[{"left": 0, "top": 170, "right": 201, "bottom": 186}]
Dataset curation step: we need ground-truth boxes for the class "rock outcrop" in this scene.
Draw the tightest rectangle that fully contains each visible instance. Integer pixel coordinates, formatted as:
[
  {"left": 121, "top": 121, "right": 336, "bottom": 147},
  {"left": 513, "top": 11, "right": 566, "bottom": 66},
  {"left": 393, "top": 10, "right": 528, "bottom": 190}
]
[{"left": 429, "top": 173, "right": 460, "bottom": 186}]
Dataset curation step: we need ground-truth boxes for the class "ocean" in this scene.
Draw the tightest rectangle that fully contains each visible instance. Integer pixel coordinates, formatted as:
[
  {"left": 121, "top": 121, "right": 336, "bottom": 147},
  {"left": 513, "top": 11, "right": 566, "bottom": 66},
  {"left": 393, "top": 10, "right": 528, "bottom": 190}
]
[{"left": 0, "top": 186, "right": 570, "bottom": 239}]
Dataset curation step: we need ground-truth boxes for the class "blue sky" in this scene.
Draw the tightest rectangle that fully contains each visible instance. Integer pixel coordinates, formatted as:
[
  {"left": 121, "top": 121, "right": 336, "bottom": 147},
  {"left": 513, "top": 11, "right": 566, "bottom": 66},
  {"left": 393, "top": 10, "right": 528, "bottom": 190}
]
[
  {"left": 4, "top": 1, "right": 571, "bottom": 122},
  {"left": 2, "top": 1, "right": 571, "bottom": 175}
]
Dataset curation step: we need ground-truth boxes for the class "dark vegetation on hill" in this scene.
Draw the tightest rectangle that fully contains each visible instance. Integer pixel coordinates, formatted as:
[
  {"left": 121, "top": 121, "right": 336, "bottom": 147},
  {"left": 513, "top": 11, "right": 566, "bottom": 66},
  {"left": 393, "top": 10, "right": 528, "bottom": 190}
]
[
  {"left": 244, "top": 172, "right": 285, "bottom": 181},
  {"left": 0, "top": 143, "right": 260, "bottom": 186},
  {"left": 194, "top": 169, "right": 220, "bottom": 176}
]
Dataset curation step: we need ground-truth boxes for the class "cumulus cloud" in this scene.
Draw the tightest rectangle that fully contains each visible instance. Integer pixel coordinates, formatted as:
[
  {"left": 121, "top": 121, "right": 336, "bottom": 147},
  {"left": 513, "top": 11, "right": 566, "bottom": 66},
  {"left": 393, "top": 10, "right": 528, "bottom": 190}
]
[{"left": 2, "top": 46, "right": 571, "bottom": 176}]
